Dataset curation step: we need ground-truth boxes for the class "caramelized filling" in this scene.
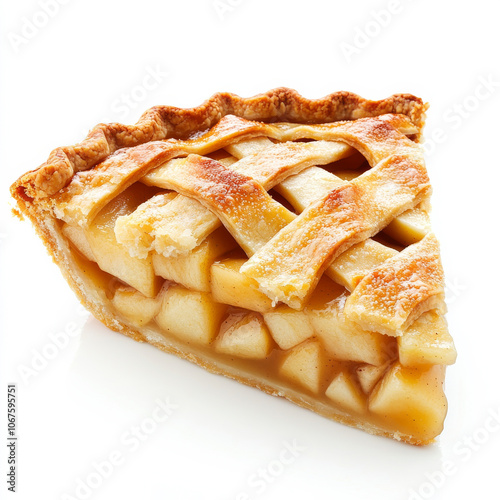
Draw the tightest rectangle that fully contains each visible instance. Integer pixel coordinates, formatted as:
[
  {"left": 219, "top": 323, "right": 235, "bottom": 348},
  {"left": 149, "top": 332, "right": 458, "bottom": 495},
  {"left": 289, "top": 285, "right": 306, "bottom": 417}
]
[{"left": 60, "top": 141, "right": 454, "bottom": 444}]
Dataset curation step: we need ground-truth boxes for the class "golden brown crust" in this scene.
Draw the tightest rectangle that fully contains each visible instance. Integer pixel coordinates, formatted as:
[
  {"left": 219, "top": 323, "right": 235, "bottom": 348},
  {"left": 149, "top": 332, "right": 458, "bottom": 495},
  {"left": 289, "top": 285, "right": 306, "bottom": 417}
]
[
  {"left": 239, "top": 118, "right": 430, "bottom": 309},
  {"left": 11, "top": 88, "right": 427, "bottom": 200},
  {"left": 344, "top": 233, "right": 445, "bottom": 336},
  {"left": 9, "top": 89, "right": 445, "bottom": 446}
]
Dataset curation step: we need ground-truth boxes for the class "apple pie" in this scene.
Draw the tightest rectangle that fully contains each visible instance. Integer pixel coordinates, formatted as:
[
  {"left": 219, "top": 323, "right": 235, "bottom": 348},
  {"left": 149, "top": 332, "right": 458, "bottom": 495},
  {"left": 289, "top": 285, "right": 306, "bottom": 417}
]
[{"left": 11, "top": 88, "right": 456, "bottom": 445}]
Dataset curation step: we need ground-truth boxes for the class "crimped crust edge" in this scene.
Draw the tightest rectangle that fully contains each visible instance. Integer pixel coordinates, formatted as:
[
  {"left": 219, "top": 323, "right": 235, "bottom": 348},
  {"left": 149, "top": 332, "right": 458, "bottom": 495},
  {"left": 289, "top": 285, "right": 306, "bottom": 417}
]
[{"left": 11, "top": 88, "right": 427, "bottom": 201}]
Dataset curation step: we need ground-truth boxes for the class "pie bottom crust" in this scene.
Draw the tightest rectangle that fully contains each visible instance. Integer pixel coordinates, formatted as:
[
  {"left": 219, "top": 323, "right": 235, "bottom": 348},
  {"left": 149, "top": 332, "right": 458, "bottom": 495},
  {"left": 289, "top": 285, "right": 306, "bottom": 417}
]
[{"left": 19, "top": 200, "right": 435, "bottom": 445}]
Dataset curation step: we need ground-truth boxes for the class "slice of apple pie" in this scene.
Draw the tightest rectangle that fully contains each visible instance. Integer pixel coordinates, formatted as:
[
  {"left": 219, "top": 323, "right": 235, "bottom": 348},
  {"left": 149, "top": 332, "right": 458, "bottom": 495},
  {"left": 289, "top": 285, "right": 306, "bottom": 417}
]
[{"left": 11, "top": 88, "right": 456, "bottom": 445}]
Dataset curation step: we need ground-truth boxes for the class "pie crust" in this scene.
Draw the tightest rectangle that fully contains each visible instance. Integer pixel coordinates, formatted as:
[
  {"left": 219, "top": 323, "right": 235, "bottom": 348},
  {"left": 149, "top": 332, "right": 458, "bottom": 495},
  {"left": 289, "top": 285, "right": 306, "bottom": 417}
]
[{"left": 11, "top": 88, "right": 455, "bottom": 445}]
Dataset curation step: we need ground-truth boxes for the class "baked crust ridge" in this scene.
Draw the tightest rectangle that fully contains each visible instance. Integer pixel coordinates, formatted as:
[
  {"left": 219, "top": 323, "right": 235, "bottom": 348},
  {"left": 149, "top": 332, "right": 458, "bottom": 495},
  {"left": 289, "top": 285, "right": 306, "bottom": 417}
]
[{"left": 11, "top": 88, "right": 427, "bottom": 200}]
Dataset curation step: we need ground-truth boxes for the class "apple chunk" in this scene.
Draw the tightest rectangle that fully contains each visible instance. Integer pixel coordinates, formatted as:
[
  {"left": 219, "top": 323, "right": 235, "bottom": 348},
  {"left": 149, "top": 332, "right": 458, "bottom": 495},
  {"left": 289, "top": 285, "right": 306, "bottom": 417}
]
[
  {"left": 306, "top": 278, "right": 397, "bottom": 366},
  {"left": 356, "top": 363, "right": 390, "bottom": 394},
  {"left": 326, "top": 239, "right": 397, "bottom": 292},
  {"left": 112, "top": 286, "right": 161, "bottom": 326},
  {"left": 155, "top": 285, "right": 227, "bottom": 345},
  {"left": 279, "top": 340, "right": 324, "bottom": 394},
  {"left": 62, "top": 223, "right": 96, "bottom": 262},
  {"left": 153, "top": 227, "right": 237, "bottom": 292},
  {"left": 263, "top": 306, "right": 314, "bottom": 350},
  {"left": 325, "top": 370, "right": 366, "bottom": 414},
  {"left": 398, "top": 311, "right": 457, "bottom": 366},
  {"left": 211, "top": 258, "right": 274, "bottom": 313},
  {"left": 214, "top": 311, "right": 273, "bottom": 359},
  {"left": 369, "top": 363, "right": 448, "bottom": 442},
  {"left": 383, "top": 205, "right": 431, "bottom": 246},
  {"left": 85, "top": 183, "right": 162, "bottom": 297}
]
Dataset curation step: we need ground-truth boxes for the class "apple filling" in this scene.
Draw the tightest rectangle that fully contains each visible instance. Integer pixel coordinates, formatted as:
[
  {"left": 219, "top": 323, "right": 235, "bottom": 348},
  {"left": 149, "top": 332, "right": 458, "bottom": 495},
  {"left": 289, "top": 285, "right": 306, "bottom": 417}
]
[{"left": 60, "top": 140, "right": 456, "bottom": 445}]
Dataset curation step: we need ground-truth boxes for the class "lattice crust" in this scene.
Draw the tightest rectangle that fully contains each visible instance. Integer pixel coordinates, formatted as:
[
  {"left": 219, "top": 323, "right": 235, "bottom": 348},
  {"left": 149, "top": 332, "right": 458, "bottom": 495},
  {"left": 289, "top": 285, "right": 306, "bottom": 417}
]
[
  {"left": 11, "top": 90, "right": 457, "bottom": 446},
  {"left": 12, "top": 88, "right": 426, "bottom": 199}
]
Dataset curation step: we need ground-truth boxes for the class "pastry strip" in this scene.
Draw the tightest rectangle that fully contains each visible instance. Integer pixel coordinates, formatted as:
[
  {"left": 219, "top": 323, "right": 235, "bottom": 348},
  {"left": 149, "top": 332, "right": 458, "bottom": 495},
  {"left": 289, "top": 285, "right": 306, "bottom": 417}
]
[
  {"left": 344, "top": 233, "right": 445, "bottom": 336},
  {"left": 241, "top": 124, "right": 429, "bottom": 308},
  {"left": 136, "top": 140, "right": 353, "bottom": 255},
  {"left": 135, "top": 155, "right": 295, "bottom": 255},
  {"left": 49, "top": 114, "right": 416, "bottom": 227}
]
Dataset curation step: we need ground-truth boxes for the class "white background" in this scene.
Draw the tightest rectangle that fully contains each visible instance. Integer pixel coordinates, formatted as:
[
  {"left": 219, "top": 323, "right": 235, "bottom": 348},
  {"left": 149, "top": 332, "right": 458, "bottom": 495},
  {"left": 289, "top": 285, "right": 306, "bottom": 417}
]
[{"left": 1, "top": 1, "right": 500, "bottom": 499}]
